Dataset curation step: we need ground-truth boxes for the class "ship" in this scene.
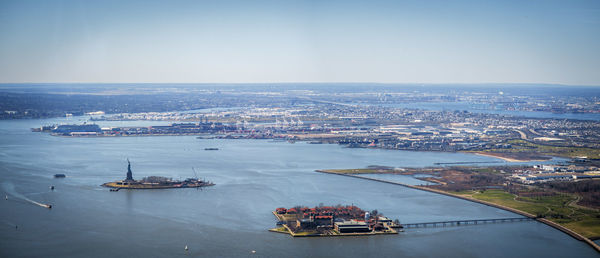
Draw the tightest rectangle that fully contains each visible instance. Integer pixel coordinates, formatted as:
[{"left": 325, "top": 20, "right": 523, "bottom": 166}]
[{"left": 102, "top": 159, "right": 215, "bottom": 190}]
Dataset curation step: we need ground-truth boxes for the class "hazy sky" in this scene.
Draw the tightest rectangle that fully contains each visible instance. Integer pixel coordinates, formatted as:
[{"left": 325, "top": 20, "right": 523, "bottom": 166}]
[{"left": 1, "top": 0, "right": 599, "bottom": 85}]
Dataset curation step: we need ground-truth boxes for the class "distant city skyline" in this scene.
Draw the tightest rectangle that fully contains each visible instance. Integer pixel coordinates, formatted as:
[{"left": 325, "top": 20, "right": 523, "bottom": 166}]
[{"left": 1, "top": 0, "right": 599, "bottom": 85}]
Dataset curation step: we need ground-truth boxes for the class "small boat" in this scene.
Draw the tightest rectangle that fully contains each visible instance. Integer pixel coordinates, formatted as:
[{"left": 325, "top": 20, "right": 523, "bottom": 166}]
[
  {"left": 54, "top": 174, "right": 66, "bottom": 178},
  {"left": 204, "top": 148, "right": 219, "bottom": 151}
]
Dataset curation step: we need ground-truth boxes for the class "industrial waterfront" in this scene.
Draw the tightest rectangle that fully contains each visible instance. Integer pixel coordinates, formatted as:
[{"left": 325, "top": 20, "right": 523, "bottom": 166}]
[{"left": 0, "top": 117, "right": 598, "bottom": 257}]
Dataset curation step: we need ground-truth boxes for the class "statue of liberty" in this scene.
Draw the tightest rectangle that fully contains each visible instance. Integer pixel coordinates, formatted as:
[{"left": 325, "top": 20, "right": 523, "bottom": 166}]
[{"left": 126, "top": 159, "right": 133, "bottom": 181}]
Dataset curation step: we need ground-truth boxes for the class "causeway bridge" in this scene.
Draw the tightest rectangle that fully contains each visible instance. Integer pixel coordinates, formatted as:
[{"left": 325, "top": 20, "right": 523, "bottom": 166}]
[
  {"left": 315, "top": 170, "right": 600, "bottom": 253},
  {"left": 403, "top": 217, "right": 533, "bottom": 228}
]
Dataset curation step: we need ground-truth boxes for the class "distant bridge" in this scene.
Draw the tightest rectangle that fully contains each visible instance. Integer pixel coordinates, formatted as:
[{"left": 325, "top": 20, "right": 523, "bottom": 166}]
[{"left": 402, "top": 217, "right": 533, "bottom": 228}]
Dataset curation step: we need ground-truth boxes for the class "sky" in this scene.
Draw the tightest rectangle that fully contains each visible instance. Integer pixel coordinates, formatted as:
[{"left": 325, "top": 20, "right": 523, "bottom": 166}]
[{"left": 0, "top": 0, "right": 599, "bottom": 85}]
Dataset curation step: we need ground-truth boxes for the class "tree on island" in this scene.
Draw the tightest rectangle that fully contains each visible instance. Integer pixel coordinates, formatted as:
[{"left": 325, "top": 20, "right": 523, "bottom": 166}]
[
  {"left": 370, "top": 210, "right": 378, "bottom": 217},
  {"left": 142, "top": 176, "right": 172, "bottom": 183},
  {"left": 293, "top": 205, "right": 304, "bottom": 220}
]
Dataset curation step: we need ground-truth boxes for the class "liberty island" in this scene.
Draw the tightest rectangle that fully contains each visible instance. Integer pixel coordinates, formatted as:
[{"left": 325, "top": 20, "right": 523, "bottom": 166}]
[{"left": 101, "top": 160, "right": 214, "bottom": 190}]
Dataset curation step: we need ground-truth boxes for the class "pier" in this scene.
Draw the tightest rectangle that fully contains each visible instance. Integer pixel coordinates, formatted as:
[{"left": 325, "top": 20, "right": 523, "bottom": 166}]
[{"left": 403, "top": 217, "right": 533, "bottom": 228}]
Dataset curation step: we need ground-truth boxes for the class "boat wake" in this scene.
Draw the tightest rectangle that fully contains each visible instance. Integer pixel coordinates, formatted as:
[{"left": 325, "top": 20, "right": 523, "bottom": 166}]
[{"left": 2, "top": 182, "right": 52, "bottom": 209}]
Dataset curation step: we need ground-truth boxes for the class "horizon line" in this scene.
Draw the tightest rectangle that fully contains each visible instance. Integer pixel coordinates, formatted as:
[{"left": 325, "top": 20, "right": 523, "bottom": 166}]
[{"left": 0, "top": 82, "right": 599, "bottom": 87}]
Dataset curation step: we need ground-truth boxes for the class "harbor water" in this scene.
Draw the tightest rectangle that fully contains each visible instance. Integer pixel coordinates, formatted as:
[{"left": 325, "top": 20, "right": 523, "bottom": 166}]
[{"left": 0, "top": 117, "right": 597, "bottom": 257}]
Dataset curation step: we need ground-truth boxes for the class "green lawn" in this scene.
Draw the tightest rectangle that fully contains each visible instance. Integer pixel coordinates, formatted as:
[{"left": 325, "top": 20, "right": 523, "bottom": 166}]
[{"left": 461, "top": 189, "right": 600, "bottom": 238}]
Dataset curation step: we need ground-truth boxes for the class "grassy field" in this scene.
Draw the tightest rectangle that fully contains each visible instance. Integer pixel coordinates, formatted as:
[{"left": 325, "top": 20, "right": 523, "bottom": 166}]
[
  {"left": 483, "top": 139, "right": 600, "bottom": 159},
  {"left": 456, "top": 189, "right": 600, "bottom": 238}
]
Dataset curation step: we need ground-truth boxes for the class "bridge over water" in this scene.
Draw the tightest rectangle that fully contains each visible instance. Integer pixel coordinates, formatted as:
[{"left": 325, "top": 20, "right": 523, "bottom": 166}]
[
  {"left": 403, "top": 217, "right": 533, "bottom": 228},
  {"left": 316, "top": 170, "right": 600, "bottom": 253}
]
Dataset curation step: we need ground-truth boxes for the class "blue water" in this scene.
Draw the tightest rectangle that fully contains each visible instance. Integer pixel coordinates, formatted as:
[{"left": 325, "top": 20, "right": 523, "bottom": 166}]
[{"left": 0, "top": 117, "right": 597, "bottom": 257}]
